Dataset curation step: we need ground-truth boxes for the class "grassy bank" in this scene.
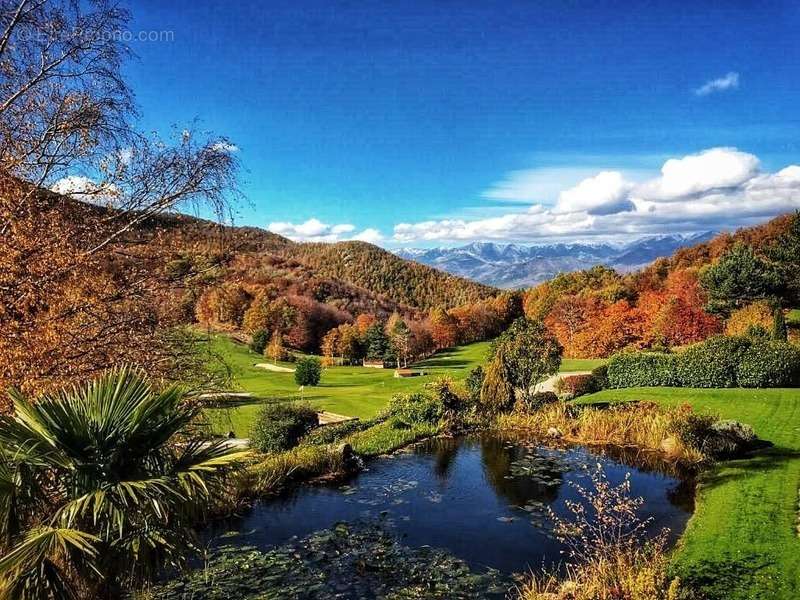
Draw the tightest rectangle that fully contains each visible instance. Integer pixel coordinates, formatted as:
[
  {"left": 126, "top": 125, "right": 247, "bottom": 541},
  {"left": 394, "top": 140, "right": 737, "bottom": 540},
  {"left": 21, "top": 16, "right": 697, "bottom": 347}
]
[{"left": 579, "top": 387, "right": 800, "bottom": 600}]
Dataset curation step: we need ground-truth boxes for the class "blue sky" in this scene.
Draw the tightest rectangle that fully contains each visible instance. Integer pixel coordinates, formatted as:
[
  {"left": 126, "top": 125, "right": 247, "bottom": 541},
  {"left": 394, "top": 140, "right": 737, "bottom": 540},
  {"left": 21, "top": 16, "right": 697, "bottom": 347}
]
[{"left": 123, "top": 0, "right": 800, "bottom": 247}]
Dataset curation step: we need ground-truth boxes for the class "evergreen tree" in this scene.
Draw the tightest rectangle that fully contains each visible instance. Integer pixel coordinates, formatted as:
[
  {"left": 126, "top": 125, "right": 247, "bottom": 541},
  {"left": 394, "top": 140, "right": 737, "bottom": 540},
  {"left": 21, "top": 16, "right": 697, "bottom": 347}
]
[
  {"left": 773, "top": 307, "right": 788, "bottom": 341},
  {"left": 364, "top": 322, "right": 391, "bottom": 362}
]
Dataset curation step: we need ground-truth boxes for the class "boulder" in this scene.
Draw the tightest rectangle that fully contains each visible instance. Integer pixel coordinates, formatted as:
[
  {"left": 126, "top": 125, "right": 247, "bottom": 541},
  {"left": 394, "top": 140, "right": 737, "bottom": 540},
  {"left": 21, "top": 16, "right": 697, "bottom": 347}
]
[
  {"left": 546, "top": 427, "right": 563, "bottom": 439},
  {"left": 702, "top": 420, "right": 757, "bottom": 458}
]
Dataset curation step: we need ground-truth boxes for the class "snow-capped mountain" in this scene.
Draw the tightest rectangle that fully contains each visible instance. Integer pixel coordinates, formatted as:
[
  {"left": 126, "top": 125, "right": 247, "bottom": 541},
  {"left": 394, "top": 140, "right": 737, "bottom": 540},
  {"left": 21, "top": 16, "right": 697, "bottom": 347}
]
[{"left": 394, "top": 232, "right": 717, "bottom": 288}]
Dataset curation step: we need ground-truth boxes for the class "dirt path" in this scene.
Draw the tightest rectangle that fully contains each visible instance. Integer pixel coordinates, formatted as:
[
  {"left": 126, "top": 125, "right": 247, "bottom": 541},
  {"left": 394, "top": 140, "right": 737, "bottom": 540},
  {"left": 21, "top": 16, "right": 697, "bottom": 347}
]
[{"left": 255, "top": 362, "right": 295, "bottom": 373}]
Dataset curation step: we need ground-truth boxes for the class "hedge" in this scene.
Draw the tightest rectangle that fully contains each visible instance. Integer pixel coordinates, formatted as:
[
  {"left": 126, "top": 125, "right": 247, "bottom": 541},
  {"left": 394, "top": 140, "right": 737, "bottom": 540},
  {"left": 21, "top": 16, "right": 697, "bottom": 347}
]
[
  {"left": 608, "top": 335, "right": 800, "bottom": 389},
  {"left": 676, "top": 336, "right": 751, "bottom": 388},
  {"left": 607, "top": 352, "right": 680, "bottom": 388}
]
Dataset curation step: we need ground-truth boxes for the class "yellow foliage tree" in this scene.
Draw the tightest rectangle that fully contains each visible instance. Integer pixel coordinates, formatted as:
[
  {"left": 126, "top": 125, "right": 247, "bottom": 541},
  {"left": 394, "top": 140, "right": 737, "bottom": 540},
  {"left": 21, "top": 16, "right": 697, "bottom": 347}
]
[{"left": 725, "top": 301, "right": 774, "bottom": 336}]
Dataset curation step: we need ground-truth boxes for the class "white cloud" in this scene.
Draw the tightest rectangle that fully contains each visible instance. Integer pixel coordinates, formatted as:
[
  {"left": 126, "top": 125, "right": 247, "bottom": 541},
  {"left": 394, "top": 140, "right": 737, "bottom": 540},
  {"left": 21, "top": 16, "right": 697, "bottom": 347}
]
[
  {"left": 694, "top": 72, "right": 740, "bottom": 96},
  {"left": 483, "top": 167, "right": 604, "bottom": 203},
  {"left": 331, "top": 223, "right": 355, "bottom": 234},
  {"left": 636, "top": 147, "right": 759, "bottom": 201},
  {"left": 554, "top": 171, "right": 635, "bottom": 215},
  {"left": 211, "top": 141, "right": 239, "bottom": 153},
  {"left": 51, "top": 175, "right": 120, "bottom": 206},
  {"left": 268, "top": 218, "right": 383, "bottom": 244},
  {"left": 392, "top": 147, "right": 800, "bottom": 244},
  {"left": 351, "top": 228, "right": 384, "bottom": 243}
]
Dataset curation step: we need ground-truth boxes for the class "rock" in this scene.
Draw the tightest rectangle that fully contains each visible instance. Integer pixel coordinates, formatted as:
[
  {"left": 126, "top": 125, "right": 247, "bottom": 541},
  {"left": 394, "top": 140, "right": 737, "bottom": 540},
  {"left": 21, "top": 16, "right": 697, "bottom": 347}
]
[
  {"left": 546, "top": 427, "right": 563, "bottom": 439},
  {"left": 703, "top": 420, "right": 757, "bottom": 458}
]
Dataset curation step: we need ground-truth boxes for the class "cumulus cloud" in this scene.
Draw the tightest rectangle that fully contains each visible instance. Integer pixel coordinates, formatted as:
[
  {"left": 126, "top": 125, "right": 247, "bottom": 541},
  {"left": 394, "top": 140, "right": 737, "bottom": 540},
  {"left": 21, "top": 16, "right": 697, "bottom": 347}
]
[
  {"left": 636, "top": 147, "right": 759, "bottom": 201},
  {"left": 694, "top": 72, "right": 739, "bottom": 96},
  {"left": 268, "top": 218, "right": 383, "bottom": 244},
  {"left": 554, "top": 171, "right": 635, "bottom": 215},
  {"left": 351, "top": 228, "right": 384, "bottom": 243},
  {"left": 392, "top": 147, "right": 800, "bottom": 244}
]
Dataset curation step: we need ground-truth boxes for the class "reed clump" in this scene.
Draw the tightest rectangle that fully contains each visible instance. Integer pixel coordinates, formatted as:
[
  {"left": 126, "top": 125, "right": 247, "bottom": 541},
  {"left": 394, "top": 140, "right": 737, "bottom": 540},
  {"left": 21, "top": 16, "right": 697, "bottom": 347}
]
[{"left": 497, "top": 401, "right": 709, "bottom": 464}]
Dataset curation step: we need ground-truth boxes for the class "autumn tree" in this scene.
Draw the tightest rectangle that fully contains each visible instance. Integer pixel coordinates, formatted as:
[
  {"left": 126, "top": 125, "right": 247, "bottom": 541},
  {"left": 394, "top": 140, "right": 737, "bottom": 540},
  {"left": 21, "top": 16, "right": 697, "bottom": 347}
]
[
  {"left": 355, "top": 313, "right": 378, "bottom": 335},
  {"left": 336, "top": 323, "right": 363, "bottom": 365},
  {"left": 265, "top": 331, "right": 286, "bottom": 363},
  {"left": 0, "top": 0, "right": 241, "bottom": 397},
  {"left": 321, "top": 328, "right": 339, "bottom": 366},
  {"left": 429, "top": 307, "right": 459, "bottom": 349},
  {"left": 387, "top": 312, "right": 411, "bottom": 367}
]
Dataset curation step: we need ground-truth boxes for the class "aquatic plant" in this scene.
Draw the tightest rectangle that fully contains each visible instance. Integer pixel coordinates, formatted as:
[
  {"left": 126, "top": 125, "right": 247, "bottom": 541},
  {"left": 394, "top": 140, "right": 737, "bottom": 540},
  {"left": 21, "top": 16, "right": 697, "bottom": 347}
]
[{"left": 147, "top": 522, "right": 511, "bottom": 599}]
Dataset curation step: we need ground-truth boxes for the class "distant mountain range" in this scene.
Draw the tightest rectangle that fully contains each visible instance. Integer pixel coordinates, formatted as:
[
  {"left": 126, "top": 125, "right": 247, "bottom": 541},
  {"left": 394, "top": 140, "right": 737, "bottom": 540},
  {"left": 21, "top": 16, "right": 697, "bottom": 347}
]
[{"left": 395, "top": 232, "right": 718, "bottom": 288}]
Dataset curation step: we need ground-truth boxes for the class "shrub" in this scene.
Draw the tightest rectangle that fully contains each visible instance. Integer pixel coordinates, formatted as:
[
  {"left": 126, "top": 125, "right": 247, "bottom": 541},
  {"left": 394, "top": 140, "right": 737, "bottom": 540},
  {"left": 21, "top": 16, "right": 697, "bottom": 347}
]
[
  {"left": 725, "top": 300, "right": 774, "bottom": 337},
  {"left": 294, "top": 356, "right": 322, "bottom": 386},
  {"left": 514, "top": 391, "right": 558, "bottom": 413},
  {"left": 250, "top": 402, "right": 318, "bottom": 453},
  {"left": 554, "top": 374, "right": 599, "bottom": 398},
  {"left": 249, "top": 329, "right": 269, "bottom": 354},
  {"left": 386, "top": 392, "right": 443, "bottom": 427},
  {"left": 736, "top": 340, "right": 800, "bottom": 387},
  {"left": 676, "top": 335, "right": 751, "bottom": 388},
  {"left": 607, "top": 352, "right": 679, "bottom": 388},
  {"left": 591, "top": 364, "right": 609, "bottom": 390},
  {"left": 301, "top": 419, "right": 375, "bottom": 446},
  {"left": 465, "top": 366, "right": 485, "bottom": 404}
]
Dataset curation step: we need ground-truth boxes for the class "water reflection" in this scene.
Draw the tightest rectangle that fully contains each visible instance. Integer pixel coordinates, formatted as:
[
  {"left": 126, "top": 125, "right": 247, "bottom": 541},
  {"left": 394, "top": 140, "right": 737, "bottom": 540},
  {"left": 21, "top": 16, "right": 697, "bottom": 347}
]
[{"left": 217, "top": 434, "right": 695, "bottom": 575}]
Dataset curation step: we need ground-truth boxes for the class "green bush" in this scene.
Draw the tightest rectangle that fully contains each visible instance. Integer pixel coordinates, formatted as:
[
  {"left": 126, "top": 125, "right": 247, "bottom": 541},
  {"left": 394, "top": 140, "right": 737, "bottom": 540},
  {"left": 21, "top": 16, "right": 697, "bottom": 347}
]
[
  {"left": 609, "top": 335, "right": 800, "bottom": 389},
  {"left": 736, "top": 340, "right": 800, "bottom": 387},
  {"left": 591, "top": 364, "right": 609, "bottom": 390},
  {"left": 676, "top": 336, "right": 751, "bottom": 388},
  {"left": 607, "top": 352, "right": 679, "bottom": 388},
  {"left": 249, "top": 329, "right": 269, "bottom": 354},
  {"left": 386, "top": 392, "right": 443, "bottom": 427},
  {"left": 465, "top": 366, "right": 484, "bottom": 404},
  {"left": 250, "top": 402, "right": 319, "bottom": 453},
  {"left": 294, "top": 356, "right": 322, "bottom": 386},
  {"left": 301, "top": 418, "right": 376, "bottom": 446}
]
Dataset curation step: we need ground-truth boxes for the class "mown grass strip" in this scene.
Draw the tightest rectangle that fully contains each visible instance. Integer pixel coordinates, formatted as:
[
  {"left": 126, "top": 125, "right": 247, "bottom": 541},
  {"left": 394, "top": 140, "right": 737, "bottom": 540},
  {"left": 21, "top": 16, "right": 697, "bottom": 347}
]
[{"left": 579, "top": 387, "right": 800, "bottom": 600}]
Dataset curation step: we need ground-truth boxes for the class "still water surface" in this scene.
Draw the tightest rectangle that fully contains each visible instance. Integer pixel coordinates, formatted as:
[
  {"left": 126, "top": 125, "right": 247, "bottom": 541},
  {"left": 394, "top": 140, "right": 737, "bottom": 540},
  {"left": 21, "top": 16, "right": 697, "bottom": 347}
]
[{"left": 223, "top": 434, "right": 694, "bottom": 575}]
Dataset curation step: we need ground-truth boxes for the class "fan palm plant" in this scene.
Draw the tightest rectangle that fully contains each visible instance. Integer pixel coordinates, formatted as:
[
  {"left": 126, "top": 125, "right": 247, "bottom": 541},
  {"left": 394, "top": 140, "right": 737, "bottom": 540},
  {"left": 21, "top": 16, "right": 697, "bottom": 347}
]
[{"left": 0, "top": 367, "right": 249, "bottom": 600}]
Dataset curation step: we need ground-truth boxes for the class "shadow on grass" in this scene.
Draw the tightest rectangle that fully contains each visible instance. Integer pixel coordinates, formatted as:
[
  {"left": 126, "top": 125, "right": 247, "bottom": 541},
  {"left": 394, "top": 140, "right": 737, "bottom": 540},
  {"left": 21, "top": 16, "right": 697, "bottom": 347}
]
[
  {"left": 416, "top": 356, "right": 472, "bottom": 369},
  {"left": 672, "top": 551, "right": 782, "bottom": 600},
  {"left": 698, "top": 445, "right": 800, "bottom": 490}
]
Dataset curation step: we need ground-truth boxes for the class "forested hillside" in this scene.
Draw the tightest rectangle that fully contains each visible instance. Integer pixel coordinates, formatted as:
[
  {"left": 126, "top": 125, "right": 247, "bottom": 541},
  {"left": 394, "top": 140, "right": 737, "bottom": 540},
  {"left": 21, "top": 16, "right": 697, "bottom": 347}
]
[
  {"left": 125, "top": 205, "right": 513, "bottom": 356},
  {"left": 285, "top": 241, "right": 496, "bottom": 310},
  {"left": 524, "top": 212, "right": 799, "bottom": 358}
]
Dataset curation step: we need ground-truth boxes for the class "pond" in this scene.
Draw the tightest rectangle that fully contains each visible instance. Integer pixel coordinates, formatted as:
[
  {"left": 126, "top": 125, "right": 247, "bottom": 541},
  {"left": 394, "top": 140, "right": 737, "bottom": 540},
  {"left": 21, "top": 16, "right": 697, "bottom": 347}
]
[{"left": 218, "top": 434, "right": 694, "bottom": 576}]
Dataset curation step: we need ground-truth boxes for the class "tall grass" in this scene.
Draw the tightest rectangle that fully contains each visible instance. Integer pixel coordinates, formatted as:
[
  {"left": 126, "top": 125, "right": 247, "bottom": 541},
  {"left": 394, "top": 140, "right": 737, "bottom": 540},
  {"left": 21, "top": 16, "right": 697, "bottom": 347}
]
[
  {"left": 497, "top": 401, "right": 707, "bottom": 464},
  {"left": 240, "top": 418, "right": 439, "bottom": 496}
]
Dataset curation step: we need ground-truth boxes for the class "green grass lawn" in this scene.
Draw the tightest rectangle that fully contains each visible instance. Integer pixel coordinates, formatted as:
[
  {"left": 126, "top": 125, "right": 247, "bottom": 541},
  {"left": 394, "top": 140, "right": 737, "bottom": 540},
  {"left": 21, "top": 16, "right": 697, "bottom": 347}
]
[
  {"left": 202, "top": 336, "right": 490, "bottom": 436},
  {"left": 202, "top": 335, "right": 602, "bottom": 436},
  {"left": 580, "top": 387, "right": 800, "bottom": 600},
  {"left": 787, "top": 308, "right": 800, "bottom": 327},
  {"left": 559, "top": 357, "right": 606, "bottom": 371}
]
